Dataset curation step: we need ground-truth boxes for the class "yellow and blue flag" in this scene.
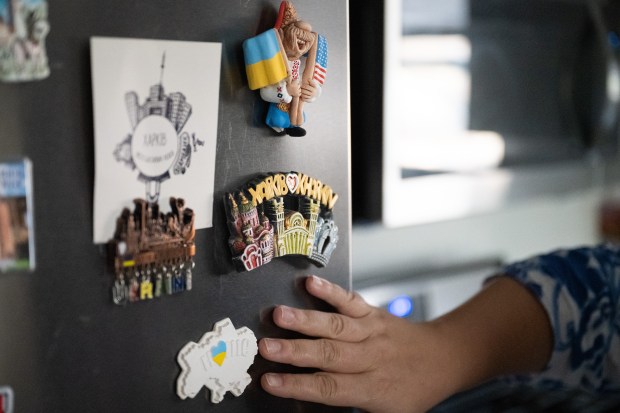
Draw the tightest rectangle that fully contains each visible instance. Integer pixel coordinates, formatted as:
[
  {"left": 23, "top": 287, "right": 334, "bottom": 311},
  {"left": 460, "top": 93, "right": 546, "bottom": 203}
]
[{"left": 243, "top": 29, "right": 288, "bottom": 90}]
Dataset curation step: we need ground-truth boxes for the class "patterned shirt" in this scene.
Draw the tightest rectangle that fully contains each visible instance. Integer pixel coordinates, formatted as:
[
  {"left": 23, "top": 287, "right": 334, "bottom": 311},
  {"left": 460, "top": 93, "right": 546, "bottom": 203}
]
[{"left": 498, "top": 244, "right": 620, "bottom": 394}]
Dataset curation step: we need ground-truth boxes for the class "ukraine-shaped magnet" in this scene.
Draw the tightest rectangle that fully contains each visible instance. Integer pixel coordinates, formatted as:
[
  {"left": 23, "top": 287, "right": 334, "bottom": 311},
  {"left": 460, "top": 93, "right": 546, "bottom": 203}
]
[{"left": 177, "top": 318, "right": 258, "bottom": 404}]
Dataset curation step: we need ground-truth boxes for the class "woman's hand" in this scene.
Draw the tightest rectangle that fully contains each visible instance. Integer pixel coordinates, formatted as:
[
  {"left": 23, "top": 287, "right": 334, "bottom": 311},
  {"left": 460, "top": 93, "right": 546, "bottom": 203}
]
[
  {"left": 258, "top": 275, "right": 462, "bottom": 413},
  {"left": 258, "top": 275, "right": 553, "bottom": 412}
]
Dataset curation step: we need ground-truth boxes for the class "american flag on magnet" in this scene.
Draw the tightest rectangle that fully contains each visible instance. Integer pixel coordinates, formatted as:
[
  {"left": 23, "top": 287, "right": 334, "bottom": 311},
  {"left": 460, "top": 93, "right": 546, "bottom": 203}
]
[{"left": 313, "top": 34, "right": 328, "bottom": 85}]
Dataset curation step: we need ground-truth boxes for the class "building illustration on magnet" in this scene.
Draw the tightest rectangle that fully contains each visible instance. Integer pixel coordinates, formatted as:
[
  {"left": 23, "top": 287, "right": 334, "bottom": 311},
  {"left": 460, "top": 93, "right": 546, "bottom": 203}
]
[
  {"left": 91, "top": 37, "right": 221, "bottom": 244},
  {"left": 225, "top": 172, "right": 339, "bottom": 271},
  {"left": 108, "top": 197, "right": 196, "bottom": 305},
  {"left": 0, "top": 0, "right": 50, "bottom": 82},
  {"left": 113, "top": 52, "right": 205, "bottom": 203},
  {"left": 0, "top": 159, "right": 34, "bottom": 272}
]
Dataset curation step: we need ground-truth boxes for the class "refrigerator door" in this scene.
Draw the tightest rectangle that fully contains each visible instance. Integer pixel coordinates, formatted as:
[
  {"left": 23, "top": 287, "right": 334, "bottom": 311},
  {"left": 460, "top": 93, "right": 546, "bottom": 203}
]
[{"left": 0, "top": 1, "right": 351, "bottom": 412}]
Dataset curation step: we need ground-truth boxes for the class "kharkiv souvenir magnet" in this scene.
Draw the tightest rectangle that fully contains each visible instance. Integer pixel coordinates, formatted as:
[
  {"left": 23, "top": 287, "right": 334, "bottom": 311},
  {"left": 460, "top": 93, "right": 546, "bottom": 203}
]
[
  {"left": 177, "top": 318, "right": 258, "bottom": 404},
  {"left": 243, "top": 1, "right": 328, "bottom": 137},
  {"left": 91, "top": 37, "right": 221, "bottom": 244},
  {"left": 225, "top": 171, "right": 339, "bottom": 271},
  {"left": 0, "top": 0, "right": 50, "bottom": 82},
  {"left": 109, "top": 197, "right": 196, "bottom": 305},
  {"left": 112, "top": 51, "right": 205, "bottom": 203}
]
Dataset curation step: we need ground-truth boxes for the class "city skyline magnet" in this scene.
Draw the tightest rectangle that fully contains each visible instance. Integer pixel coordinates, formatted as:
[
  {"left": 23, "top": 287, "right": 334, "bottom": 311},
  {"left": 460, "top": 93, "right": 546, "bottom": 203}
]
[
  {"left": 90, "top": 37, "right": 221, "bottom": 243},
  {"left": 225, "top": 171, "right": 339, "bottom": 271}
]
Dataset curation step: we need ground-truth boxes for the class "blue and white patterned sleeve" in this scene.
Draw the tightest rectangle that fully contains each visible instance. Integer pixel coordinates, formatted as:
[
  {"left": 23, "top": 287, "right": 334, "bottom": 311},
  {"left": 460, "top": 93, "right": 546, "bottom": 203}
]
[{"left": 496, "top": 243, "right": 620, "bottom": 393}]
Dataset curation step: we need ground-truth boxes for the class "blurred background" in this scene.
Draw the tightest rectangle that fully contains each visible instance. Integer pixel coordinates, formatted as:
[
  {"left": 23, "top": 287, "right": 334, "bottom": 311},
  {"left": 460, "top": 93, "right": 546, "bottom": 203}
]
[
  {"left": 350, "top": 0, "right": 620, "bottom": 321},
  {"left": 350, "top": 3, "right": 620, "bottom": 407}
]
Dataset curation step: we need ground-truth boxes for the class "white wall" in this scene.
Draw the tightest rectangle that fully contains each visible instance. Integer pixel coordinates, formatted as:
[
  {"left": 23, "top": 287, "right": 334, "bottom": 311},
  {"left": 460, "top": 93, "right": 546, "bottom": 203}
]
[{"left": 352, "top": 185, "right": 604, "bottom": 283}]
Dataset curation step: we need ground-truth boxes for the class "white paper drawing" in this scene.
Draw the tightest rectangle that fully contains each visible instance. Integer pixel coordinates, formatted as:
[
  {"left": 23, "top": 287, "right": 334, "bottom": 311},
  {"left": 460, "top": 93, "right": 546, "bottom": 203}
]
[{"left": 91, "top": 37, "right": 221, "bottom": 243}]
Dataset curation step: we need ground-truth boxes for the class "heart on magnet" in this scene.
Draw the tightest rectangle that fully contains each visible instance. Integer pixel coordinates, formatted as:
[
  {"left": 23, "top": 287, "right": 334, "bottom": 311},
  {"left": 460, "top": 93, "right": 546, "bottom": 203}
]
[
  {"left": 286, "top": 173, "right": 299, "bottom": 194},
  {"left": 210, "top": 340, "right": 227, "bottom": 366}
]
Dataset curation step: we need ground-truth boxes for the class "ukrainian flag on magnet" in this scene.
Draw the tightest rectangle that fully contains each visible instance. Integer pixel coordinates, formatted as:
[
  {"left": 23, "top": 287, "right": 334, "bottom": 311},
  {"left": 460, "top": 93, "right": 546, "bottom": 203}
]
[{"left": 243, "top": 29, "right": 288, "bottom": 90}]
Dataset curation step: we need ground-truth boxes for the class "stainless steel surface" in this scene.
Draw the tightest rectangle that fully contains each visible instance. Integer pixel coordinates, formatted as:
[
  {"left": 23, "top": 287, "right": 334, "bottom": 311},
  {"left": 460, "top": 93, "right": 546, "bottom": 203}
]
[{"left": 0, "top": 1, "right": 352, "bottom": 412}]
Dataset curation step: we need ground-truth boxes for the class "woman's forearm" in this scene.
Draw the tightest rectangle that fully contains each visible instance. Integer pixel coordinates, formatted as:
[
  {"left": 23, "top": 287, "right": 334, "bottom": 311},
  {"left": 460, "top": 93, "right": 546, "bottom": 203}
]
[{"left": 431, "top": 276, "right": 554, "bottom": 393}]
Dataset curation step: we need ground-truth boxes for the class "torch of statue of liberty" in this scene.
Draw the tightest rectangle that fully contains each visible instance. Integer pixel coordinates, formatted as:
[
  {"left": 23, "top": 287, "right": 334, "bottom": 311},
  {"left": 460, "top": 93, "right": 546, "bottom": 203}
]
[{"left": 114, "top": 52, "right": 203, "bottom": 203}]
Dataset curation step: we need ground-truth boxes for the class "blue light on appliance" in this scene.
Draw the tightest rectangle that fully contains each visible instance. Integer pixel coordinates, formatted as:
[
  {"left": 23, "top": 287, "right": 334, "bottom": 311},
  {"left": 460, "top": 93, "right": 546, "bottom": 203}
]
[
  {"left": 608, "top": 31, "right": 620, "bottom": 49},
  {"left": 388, "top": 295, "right": 413, "bottom": 318}
]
